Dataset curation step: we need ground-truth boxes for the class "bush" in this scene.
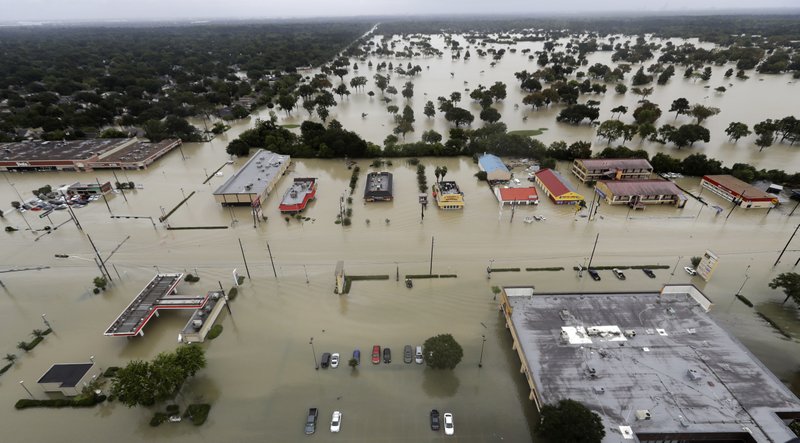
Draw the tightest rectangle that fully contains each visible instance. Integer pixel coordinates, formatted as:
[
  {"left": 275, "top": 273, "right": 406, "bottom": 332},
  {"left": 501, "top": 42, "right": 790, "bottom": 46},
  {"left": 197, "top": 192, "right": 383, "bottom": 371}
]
[
  {"left": 236, "top": 276, "right": 245, "bottom": 285},
  {"left": 474, "top": 171, "right": 488, "bottom": 181},
  {"left": 14, "top": 393, "right": 103, "bottom": 409},
  {"left": 185, "top": 403, "right": 211, "bottom": 426},
  {"left": 150, "top": 412, "right": 169, "bottom": 427},
  {"left": 103, "top": 366, "right": 121, "bottom": 378},
  {"left": 690, "top": 256, "right": 702, "bottom": 268},
  {"left": 227, "top": 287, "right": 238, "bottom": 301},
  {"left": 207, "top": 324, "right": 223, "bottom": 340},
  {"left": 184, "top": 274, "right": 200, "bottom": 282},
  {"left": 166, "top": 404, "right": 180, "bottom": 414},
  {"left": 342, "top": 217, "right": 352, "bottom": 226}
]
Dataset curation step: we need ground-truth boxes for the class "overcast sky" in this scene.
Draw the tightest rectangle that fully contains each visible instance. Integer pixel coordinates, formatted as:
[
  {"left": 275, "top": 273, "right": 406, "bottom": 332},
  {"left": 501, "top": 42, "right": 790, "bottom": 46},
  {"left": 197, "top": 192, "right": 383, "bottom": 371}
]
[{"left": 1, "top": 0, "right": 797, "bottom": 22}]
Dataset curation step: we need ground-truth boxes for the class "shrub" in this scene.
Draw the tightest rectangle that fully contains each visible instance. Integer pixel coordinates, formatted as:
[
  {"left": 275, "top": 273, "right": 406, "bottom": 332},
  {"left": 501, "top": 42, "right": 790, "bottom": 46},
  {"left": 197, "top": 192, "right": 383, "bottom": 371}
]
[
  {"left": 690, "top": 256, "right": 702, "bottom": 268},
  {"left": 343, "top": 217, "right": 352, "bottom": 226},
  {"left": 207, "top": 324, "right": 223, "bottom": 340},
  {"left": 474, "top": 171, "right": 488, "bottom": 181},
  {"left": 103, "top": 366, "right": 121, "bottom": 378},
  {"left": 166, "top": 404, "right": 180, "bottom": 414},
  {"left": 184, "top": 274, "right": 200, "bottom": 282},
  {"left": 227, "top": 287, "right": 238, "bottom": 301},
  {"left": 185, "top": 403, "right": 211, "bottom": 426},
  {"left": 236, "top": 276, "right": 245, "bottom": 285},
  {"left": 150, "top": 412, "right": 169, "bottom": 427}
]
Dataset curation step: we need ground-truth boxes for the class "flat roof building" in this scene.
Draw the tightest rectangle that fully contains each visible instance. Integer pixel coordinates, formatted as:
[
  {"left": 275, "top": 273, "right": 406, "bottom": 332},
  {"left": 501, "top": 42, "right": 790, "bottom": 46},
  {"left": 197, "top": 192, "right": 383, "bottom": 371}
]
[
  {"left": 701, "top": 175, "right": 778, "bottom": 209},
  {"left": 364, "top": 171, "right": 393, "bottom": 202},
  {"left": 499, "top": 285, "right": 800, "bottom": 443},
  {"left": 478, "top": 153, "right": 512, "bottom": 182},
  {"left": 432, "top": 181, "right": 464, "bottom": 209},
  {"left": 534, "top": 168, "right": 584, "bottom": 204},
  {"left": 213, "top": 149, "right": 290, "bottom": 206},
  {"left": 596, "top": 179, "right": 687, "bottom": 208},
  {"left": 0, "top": 138, "right": 181, "bottom": 171},
  {"left": 37, "top": 362, "right": 98, "bottom": 396},
  {"left": 572, "top": 158, "right": 653, "bottom": 183},
  {"left": 494, "top": 186, "right": 539, "bottom": 206}
]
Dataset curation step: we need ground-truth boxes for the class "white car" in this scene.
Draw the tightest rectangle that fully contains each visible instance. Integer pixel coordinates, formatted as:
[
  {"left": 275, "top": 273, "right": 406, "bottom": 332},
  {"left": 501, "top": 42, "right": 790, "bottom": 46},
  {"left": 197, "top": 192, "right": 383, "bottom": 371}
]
[
  {"left": 330, "top": 353, "right": 339, "bottom": 368},
  {"left": 444, "top": 413, "right": 454, "bottom": 435},
  {"left": 684, "top": 266, "right": 697, "bottom": 276},
  {"left": 330, "top": 411, "right": 342, "bottom": 433}
]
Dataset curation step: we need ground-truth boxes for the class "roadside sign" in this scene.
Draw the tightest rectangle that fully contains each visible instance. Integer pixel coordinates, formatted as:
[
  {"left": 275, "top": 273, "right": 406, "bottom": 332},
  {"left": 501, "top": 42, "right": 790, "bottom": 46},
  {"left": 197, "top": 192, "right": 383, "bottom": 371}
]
[{"left": 39, "top": 209, "right": 53, "bottom": 218}]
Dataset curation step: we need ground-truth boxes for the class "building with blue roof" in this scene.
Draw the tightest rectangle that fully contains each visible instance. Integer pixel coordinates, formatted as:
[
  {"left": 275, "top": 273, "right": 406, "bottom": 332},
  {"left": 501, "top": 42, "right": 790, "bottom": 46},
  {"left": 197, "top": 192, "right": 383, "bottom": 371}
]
[{"left": 478, "top": 153, "right": 511, "bottom": 182}]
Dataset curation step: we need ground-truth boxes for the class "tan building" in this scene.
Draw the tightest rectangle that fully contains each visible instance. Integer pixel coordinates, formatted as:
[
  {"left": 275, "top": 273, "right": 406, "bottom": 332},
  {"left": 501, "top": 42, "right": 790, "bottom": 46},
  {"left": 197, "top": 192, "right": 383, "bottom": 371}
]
[
  {"left": 432, "top": 181, "right": 464, "bottom": 209},
  {"left": 572, "top": 158, "right": 653, "bottom": 183},
  {"left": 213, "top": 149, "right": 290, "bottom": 206},
  {"left": 701, "top": 175, "right": 778, "bottom": 209},
  {"left": 595, "top": 179, "right": 687, "bottom": 208}
]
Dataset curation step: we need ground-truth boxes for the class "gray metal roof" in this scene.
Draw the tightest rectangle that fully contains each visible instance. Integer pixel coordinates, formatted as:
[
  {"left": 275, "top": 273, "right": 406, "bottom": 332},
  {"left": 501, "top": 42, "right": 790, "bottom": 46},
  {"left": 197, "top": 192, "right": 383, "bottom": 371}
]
[
  {"left": 37, "top": 363, "right": 94, "bottom": 388},
  {"left": 213, "top": 149, "right": 289, "bottom": 196},
  {"left": 599, "top": 179, "right": 683, "bottom": 197},
  {"left": 505, "top": 287, "right": 800, "bottom": 442},
  {"left": 577, "top": 158, "right": 653, "bottom": 171}
]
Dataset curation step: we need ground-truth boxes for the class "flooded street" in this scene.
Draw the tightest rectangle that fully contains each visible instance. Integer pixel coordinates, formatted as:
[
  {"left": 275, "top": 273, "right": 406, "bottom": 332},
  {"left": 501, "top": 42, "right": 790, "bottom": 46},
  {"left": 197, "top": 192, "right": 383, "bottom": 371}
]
[{"left": 1, "top": 31, "right": 800, "bottom": 442}]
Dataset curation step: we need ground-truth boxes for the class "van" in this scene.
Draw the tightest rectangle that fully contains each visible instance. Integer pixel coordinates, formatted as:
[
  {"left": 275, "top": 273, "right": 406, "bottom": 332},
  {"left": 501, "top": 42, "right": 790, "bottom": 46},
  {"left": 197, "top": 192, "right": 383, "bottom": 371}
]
[
  {"left": 415, "top": 346, "right": 424, "bottom": 364},
  {"left": 321, "top": 352, "right": 331, "bottom": 368}
]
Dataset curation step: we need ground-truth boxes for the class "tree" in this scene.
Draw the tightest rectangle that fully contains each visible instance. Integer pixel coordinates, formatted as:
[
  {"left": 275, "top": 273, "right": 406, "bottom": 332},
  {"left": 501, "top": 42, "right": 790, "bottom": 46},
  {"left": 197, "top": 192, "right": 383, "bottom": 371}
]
[
  {"left": 610, "top": 105, "right": 627, "bottom": 119},
  {"left": 302, "top": 99, "right": 316, "bottom": 117},
  {"left": 632, "top": 66, "right": 653, "bottom": 85},
  {"left": 725, "top": 122, "right": 751, "bottom": 142},
  {"left": 631, "top": 87, "right": 654, "bottom": 100},
  {"left": 768, "top": 273, "right": 800, "bottom": 305},
  {"left": 277, "top": 94, "right": 297, "bottom": 115},
  {"left": 3, "top": 353, "right": 16, "bottom": 365},
  {"left": 423, "top": 334, "right": 463, "bottom": 370},
  {"left": 316, "top": 106, "right": 330, "bottom": 123},
  {"left": 669, "top": 98, "right": 690, "bottom": 119},
  {"left": 537, "top": 399, "right": 605, "bottom": 443},
  {"left": 754, "top": 119, "right": 776, "bottom": 151},
  {"left": 444, "top": 107, "right": 474, "bottom": 127},
  {"left": 401, "top": 81, "right": 414, "bottom": 100},
  {"left": 632, "top": 101, "right": 661, "bottom": 125},
  {"left": 226, "top": 139, "right": 250, "bottom": 157},
  {"left": 479, "top": 107, "right": 501, "bottom": 123},
  {"left": 386, "top": 105, "right": 399, "bottom": 115},
  {"left": 450, "top": 91, "right": 461, "bottom": 103},
  {"left": 423, "top": 101, "right": 435, "bottom": 118},
  {"left": 421, "top": 130, "right": 442, "bottom": 144},
  {"left": 556, "top": 104, "right": 600, "bottom": 125},
  {"left": 111, "top": 360, "right": 157, "bottom": 407},
  {"left": 94, "top": 276, "right": 108, "bottom": 291},
  {"left": 596, "top": 120, "right": 625, "bottom": 145},
  {"left": 689, "top": 104, "right": 720, "bottom": 124},
  {"left": 522, "top": 92, "right": 547, "bottom": 110},
  {"left": 489, "top": 81, "right": 507, "bottom": 101},
  {"left": 173, "top": 344, "right": 207, "bottom": 378},
  {"left": 690, "top": 256, "right": 702, "bottom": 268},
  {"left": 333, "top": 67, "right": 348, "bottom": 81},
  {"left": 374, "top": 74, "right": 389, "bottom": 95},
  {"left": 439, "top": 166, "right": 448, "bottom": 182},
  {"left": 333, "top": 84, "right": 350, "bottom": 100},
  {"left": 348, "top": 358, "right": 358, "bottom": 369},
  {"left": 385, "top": 85, "right": 398, "bottom": 96},
  {"left": 614, "top": 83, "right": 627, "bottom": 94},
  {"left": 669, "top": 124, "right": 710, "bottom": 148},
  {"left": 32, "top": 329, "right": 46, "bottom": 339}
]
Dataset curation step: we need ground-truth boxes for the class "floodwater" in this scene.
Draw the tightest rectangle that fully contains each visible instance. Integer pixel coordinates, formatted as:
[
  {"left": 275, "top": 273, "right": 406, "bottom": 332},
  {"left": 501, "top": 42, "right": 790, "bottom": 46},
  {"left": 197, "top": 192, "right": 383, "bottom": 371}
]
[{"left": 1, "top": 31, "right": 800, "bottom": 443}]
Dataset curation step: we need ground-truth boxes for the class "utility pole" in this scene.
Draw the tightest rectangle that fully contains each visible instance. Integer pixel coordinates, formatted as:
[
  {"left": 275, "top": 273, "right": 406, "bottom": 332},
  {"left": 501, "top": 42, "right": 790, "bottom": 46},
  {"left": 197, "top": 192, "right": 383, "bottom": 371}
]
[
  {"left": 429, "top": 236, "right": 435, "bottom": 275},
  {"left": 726, "top": 193, "right": 744, "bottom": 220},
  {"left": 478, "top": 334, "right": 486, "bottom": 368},
  {"left": 86, "top": 234, "right": 112, "bottom": 282},
  {"left": 266, "top": 242, "right": 277, "bottom": 278},
  {"left": 586, "top": 233, "right": 600, "bottom": 270},
  {"left": 97, "top": 178, "right": 112, "bottom": 215},
  {"left": 238, "top": 238, "right": 251, "bottom": 279},
  {"left": 735, "top": 265, "right": 751, "bottom": 296},
  {"left": 218, "top": 281, "right": 232, "bottom": 315},
  {"left": 774, "top": 223, "right": 800, "bottom": 267},
  {"left": 671, "top": 255, "right": 683, "bottom": 276},
  {"left": 310, "top": 337, "right": 319, "bottom": 370}
]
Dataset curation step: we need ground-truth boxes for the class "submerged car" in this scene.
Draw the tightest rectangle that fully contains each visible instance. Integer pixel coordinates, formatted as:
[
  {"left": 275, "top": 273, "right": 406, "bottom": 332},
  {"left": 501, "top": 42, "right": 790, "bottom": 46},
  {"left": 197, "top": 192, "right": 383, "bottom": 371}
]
[
  {"left": 352, "top": 349, "right": 360, "bottom": 365},
  {"left": 321, "top": 352, "right": 331, "bottom": 369},
  {"left": 304, "top": 408, "right": 318, "bottom": 435},
  {"left": 330, "top": 353, "right": 339, "bottom": 368},
  {"left": 403, "top": 345, "right": 413, "bottom": 364},
  {"left": 383, "top": 347, "right": 391, "bottom": 363},
  {"left": 684, "top": 266, "right": 697, "bottom": 276},
  {"left": 588, "top": 269, "right": 601, "bottom": 281},
  {"left": 415, "top": 346, "right": 424, "bottom": 364},
  {"left": 330, "top": 410, "right": 342, "bottom": 433},
  {"left": 371, "top": 345, "right": 381, "bottom": 364},
  {"left": 443, "top": 412, "right": 454, "bottom": 435},
  {"left": 642, "top": 268, "right": 656, "bottom": 278},
  {"left": 612, "top": 268, "right": 626, "bottom": 280}
]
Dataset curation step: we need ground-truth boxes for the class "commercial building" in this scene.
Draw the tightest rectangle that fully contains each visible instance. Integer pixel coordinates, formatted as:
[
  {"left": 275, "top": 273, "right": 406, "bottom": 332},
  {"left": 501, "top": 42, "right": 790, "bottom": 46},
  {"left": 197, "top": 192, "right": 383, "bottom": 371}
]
[
  {"left": 0, "top": 138, "right": 181, "bottom": 171},
  {"left": 66, "top": 181, "right": 112, "bottom": 196},
  {"left": 534, "top": 169, "right": 584, "bottom": 204},
  {"left": 432, "top": 181, "right": 464, "bottom": 209},
  {"left": 494, "top": 186, "right": 539, "bottom": 206},
  {"left": 37, "top": 362, "right": 98, "bottom": 396},
  {"left": 499, "top": 285, "right": 800, "bottom": 443},
  {"left": 179, "top": 291, "right": 227, "bottom": 344},
  {"left": 364, "top": 171, "right": 393, "bottom": 202},
  {"left": 278, "top": 177, "right": 317, "bottom": 213},
  {"left": 213, "top": 149, "right": 289, "bottom": 206},
  {"left": 701, "top": 175, "right": 778, "bottom": 209},
  {"left": 595, "top": 179, "right": 687, "bottom": 208},
  {"left": 478, "top": 153, "right": 512, "bottom": 182},
  {"left": 572, "top": 158, "right": 653, "bottom": 183}
]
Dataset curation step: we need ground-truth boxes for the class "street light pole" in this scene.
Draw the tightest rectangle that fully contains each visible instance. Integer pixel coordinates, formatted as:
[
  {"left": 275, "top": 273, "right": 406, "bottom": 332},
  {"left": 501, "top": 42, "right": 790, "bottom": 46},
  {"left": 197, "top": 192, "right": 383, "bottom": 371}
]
[
  {"left": 478, "top": 335, "right": 486, "bottom": 368},
  {"left": 671, "top": 255, "right": 683, "bottom": 276},
  {"left": 310, "top": 337, "right": 318, "bottom": 370},
  {"left": 735, "top": 265, "right": 751, "bottom": 296},
  {"left": 19, "top": 381, "right": 33, "bottom": 399},
  {"left": 487, "top": 259, "right": 494, "bottom": 279},
  {"left": 41, "top": 313, "right": 52, "bottom": 331}
]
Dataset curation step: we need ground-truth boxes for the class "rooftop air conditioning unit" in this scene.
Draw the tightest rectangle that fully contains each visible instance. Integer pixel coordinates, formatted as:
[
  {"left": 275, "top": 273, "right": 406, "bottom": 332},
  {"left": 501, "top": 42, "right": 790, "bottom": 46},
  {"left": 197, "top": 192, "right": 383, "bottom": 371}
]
[{"left": 635, "top": 410, "right": 652, "bottom": 421}]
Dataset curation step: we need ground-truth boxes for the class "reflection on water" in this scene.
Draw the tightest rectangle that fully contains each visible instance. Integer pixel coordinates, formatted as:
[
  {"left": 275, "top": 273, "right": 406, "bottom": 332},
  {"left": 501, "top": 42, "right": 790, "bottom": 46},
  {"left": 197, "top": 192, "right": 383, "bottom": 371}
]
[{"left": 0, "top": 31, "right": 799, "bottom": 442}]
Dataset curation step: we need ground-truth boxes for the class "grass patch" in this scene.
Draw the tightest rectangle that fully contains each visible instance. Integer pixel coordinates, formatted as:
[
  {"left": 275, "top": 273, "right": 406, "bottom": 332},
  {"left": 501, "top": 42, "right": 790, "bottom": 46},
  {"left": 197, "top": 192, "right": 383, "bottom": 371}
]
[
  {"left": 15, "top": 393, "right": 106, "bottom": 410},
  {"left": 185, "top": 403, "right": 211, "bottom": 426},
  {"left": 280, "top": 124, "right": 300, "bottom": 129},
  {"left": 342, "top": 275, "right": 390, "bottom": 294},
  {"left": 489, "top": 268, "right": 520, "bottom": 272},
  {"left": 227, "top": 287, "right": 238, "bottom": 300},
  {"left": 756, "top": 312, "right": 792, "bottom": 339},
  {"left": 508, "top": 128, "right": 547, "bottom": 137},
  {"left": 525, "top": 267, "right": 565, "bottom": 272},
  {"left": 207, "top": 324, "right": 223, "bottom": 340},
  {"left": 735, "top": 294, "right": 754, "bottom": 308}
]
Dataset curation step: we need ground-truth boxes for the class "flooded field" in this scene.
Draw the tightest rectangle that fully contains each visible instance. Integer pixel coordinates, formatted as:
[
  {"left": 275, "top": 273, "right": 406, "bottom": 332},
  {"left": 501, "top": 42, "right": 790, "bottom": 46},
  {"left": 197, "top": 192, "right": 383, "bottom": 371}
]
[{"left": 1, "top": 31, "right": 800, "bottom": 443}]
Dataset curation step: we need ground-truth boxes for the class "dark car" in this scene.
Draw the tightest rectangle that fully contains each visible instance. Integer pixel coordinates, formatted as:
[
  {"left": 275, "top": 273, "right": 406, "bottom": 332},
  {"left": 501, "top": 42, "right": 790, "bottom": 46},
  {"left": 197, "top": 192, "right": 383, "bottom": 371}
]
[
  {"left": 353, "top": 349, "right": 361, "bottom": 365},
  {"left": 304, "top": 408, "right": 318, "bottom": 435},
  {"left": 321, "top": 352, "right": 331, "bottom": 369},
  {"left": 383, "top": 347, "right": 391, "bottom": 363},
  {"left": 430, "top": 409, "right": 440, "bottom": 431},
  {"left": 588, "top": 269, "right": 601, "bottom": 281},
  {"left": 405, "top": 278, "right": 413, "bottom": 288},
  {"left": 403, "top": 345, "right": 413, "bottom": 364},
  {"left": 371, "top": 345, "right": 381, "bottom": 364},
  {"left": 642, "top": 268, "right": 656, "bottom": 278}
]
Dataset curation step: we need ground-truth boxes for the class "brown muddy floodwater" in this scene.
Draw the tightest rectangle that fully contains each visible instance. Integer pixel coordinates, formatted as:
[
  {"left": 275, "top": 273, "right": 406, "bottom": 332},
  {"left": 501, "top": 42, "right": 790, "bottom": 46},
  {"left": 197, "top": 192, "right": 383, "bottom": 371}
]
[{"left": 1, "top": 31, "right": 800, "bottom": 443}]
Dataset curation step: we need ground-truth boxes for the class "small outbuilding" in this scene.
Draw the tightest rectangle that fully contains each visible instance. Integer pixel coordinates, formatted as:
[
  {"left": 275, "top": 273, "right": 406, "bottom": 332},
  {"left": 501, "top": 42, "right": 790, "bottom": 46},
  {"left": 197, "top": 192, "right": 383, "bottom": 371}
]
[
  {"left": 478, "top": 153, "right": 512, "bottom": 182},
  {"left": 37, "top": 362, "right": 97, "bottom": 396}
]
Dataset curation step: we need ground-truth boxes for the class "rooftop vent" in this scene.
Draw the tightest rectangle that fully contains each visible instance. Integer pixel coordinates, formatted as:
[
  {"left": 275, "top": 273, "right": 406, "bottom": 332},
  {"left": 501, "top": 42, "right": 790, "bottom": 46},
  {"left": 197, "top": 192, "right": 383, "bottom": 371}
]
[
  {"left": 688, "top": 368, "right": 703, "bottom": 381},
  {"left": 624, "top": 329, "right": 636, "bottom": 338},
  {"left": 593, "top": 386, "right": 605, "bottom": 394},
  {"left": 635, "top": 410, "right": 652, "bottom": 421}
]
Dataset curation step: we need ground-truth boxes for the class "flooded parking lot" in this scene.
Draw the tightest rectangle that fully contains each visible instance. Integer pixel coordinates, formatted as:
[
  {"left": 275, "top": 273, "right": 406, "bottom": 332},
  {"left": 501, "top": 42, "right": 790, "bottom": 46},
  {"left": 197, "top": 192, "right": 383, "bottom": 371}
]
[{"left": 1, "top": 31, "right": 800, "bottom": 442}]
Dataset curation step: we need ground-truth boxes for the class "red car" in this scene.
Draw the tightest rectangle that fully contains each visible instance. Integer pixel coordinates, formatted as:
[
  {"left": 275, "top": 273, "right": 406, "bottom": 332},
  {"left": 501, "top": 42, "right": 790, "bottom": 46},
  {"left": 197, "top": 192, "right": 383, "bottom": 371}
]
[{"left": 371, "top": 345, "right": 381, "bottom": 364}]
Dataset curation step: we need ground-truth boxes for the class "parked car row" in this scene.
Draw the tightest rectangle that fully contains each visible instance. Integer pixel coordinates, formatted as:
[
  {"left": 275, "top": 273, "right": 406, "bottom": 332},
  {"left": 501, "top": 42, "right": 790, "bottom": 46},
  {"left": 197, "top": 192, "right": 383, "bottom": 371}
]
[
  {"left": 18, "top": 194, "right": 101, "bottom": 213},
  {"left": 587, "top": 268, "right": 659, "bottom": 281},
  {"left": 304, "top": 408, "right": 453, "bottom": 435},
  {"left": 320, "top": 345, "right": 424, "bottom": 369}
]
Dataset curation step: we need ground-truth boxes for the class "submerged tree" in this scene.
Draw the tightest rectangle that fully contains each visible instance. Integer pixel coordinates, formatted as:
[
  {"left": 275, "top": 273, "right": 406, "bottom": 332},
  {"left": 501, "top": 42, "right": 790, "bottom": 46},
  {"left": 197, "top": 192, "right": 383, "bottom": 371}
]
[
  {"left": 768, "top": 273, "right": 800, "bottom": 305},
  {"left": 423, "top": 334, "right": 463, "bottom": 370},
  {"left": 537, "top": 399, "right": 605, "bottom": 443}
]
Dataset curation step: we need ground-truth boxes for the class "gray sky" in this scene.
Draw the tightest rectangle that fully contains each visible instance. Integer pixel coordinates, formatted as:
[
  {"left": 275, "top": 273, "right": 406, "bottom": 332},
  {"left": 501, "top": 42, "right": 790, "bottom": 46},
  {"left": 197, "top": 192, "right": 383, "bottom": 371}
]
[{"left": 1, "top": 0, "right": 797, "bottom": 22}]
